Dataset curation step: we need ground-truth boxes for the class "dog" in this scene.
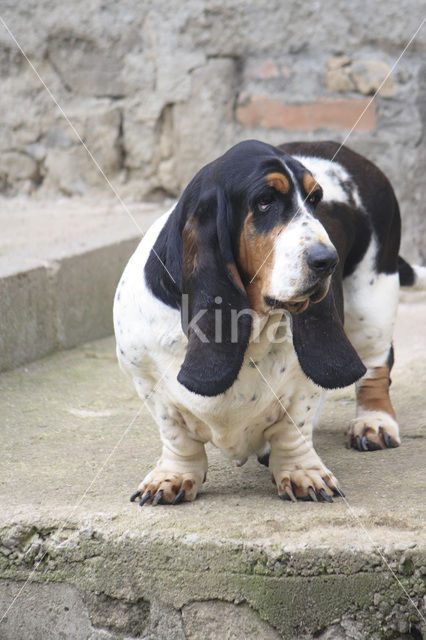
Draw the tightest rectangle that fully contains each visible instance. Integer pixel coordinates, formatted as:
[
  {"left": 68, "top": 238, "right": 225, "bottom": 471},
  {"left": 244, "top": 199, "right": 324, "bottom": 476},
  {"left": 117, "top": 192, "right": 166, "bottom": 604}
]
[{"left": 114, "top": 140, "right": 425, "bottom": 505}]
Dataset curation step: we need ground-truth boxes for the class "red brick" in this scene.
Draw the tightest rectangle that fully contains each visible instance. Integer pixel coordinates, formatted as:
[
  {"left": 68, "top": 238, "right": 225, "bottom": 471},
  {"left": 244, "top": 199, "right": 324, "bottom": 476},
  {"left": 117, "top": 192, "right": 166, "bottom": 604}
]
[
  {"left": 259, "top": 61, "right": 279, "bottom": 79},
  {"left": 235, "top": 95, "right": 376, "bottom": 131}
]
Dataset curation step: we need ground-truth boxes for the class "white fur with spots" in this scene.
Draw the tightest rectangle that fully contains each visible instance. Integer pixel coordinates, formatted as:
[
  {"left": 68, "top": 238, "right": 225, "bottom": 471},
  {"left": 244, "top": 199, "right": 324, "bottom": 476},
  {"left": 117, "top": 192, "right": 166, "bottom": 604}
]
[
  {"left": 114, "top": 208, "right": 335, "bottom": 500},
  {"left": 293, "top": 155, "right": 363, "bottom": 208}
]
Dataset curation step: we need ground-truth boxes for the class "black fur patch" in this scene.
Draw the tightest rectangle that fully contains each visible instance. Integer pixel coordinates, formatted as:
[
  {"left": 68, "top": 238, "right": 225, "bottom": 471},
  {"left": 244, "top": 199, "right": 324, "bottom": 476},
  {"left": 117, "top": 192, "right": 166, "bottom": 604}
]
[
  {"left": 144, "top": 212, "right": 182, "bottom": 309},
  {"left": 257, "top": 453, "right": 270, "bottom": 467},
  {"left": 397, "top": 256, "right": 416, "bottom": 286},
  {"left": 314, "top": 200, "right": 372, "bottom": 279},
  {"left": 292, "top": 286, "right": 366, "bottom": 389}
]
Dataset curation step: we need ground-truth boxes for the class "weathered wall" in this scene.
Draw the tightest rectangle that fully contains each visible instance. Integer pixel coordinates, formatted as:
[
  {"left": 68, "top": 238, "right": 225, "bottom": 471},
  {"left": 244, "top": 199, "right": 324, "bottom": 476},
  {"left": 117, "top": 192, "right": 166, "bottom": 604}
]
[
  {"left": 0, "top": 0, "right": 425, "bottom": 261},
  {"left": 1, "top": 529, "right": 425, "bottom": 640}
]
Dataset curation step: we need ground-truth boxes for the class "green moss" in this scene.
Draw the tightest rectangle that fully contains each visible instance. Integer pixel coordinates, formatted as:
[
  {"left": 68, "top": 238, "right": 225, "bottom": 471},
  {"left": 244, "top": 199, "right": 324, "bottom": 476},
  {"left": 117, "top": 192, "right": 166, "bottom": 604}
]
[
  {"left": 238, "top": 572, "right": 387, "bottom": 636},
  {"left": 1, "top": 536, "right": 425, "bottom": 640}
]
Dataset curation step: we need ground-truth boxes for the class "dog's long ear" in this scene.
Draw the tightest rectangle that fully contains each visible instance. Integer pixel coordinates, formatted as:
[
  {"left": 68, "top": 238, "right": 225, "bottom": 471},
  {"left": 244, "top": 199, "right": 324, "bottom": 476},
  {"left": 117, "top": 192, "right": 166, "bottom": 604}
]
[
  {"left": 177, "top": 188, "right": 252, "bottom": 396},
  {"left": 291, "top": 286, "right": 366, "bottom": 389}
]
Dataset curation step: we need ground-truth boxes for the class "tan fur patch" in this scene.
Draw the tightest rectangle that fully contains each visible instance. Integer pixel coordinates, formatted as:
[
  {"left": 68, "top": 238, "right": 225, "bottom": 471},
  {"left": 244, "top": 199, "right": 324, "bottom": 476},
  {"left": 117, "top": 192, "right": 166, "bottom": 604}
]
[
  {"left": 182, "top": 216, "right": 199, "bottom": 276},
  {"left": 238, "top": 211, "right": 285, "bottom": 312},
  {"left": 356, "top": 366, "right": 396, "bottom": 418},
  {"left": 183, "top": 218, "right": 247, "bottom": 297},
  {"left": 227, "top": 262, "right": 245, "bottom": 293},
  {"left": 266, "top": 172, "right": 290, "bottom": 195},
  {"left": 303, "top": 172, "right": 320, "bottom": 196}
]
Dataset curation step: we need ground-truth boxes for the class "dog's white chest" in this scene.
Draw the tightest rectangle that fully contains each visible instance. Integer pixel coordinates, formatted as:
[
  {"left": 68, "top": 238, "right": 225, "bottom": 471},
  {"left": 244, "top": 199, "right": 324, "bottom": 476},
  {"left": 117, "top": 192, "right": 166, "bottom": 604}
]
[
  {"left": 114, "top": 207, "right": 312, "bottom": 463},
  {"left": 116, "top": 271, "right": 303, "bottom": 461}
]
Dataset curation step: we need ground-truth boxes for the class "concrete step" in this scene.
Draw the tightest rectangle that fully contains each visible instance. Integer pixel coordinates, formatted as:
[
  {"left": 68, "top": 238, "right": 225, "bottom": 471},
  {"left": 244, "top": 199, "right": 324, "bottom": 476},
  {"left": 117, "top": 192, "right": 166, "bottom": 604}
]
[
  {"left": 0, "top": 196, "right": 169, "bottom": 372},
  {"left": 0, "top": 298, "right": 425, "bottom": 639}
]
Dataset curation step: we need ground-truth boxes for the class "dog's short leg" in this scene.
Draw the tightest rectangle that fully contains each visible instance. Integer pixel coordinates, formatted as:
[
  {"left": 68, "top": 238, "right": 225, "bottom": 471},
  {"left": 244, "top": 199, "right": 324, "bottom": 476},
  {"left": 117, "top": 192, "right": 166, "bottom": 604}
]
[
  {"left": 265, "top": 386, "right": 342, "bottom": 502},
  {"left": 344, "top": 266, "right": 400, "bottom": 451},
  {"left": 348, "top": 359, "right": 400, "bottom": 451},
  {"left": 130, "top": 404, "right": 208, "bottom": 506}
]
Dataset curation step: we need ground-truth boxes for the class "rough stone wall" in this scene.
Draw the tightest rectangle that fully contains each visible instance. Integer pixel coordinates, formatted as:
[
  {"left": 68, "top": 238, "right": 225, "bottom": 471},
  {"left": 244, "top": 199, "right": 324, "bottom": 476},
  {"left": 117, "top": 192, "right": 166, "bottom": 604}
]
[
  {"left": 1, "top": 525, "right": 425, "bottom": 640},
  {"left": 0, "top": 0, "right": 425, "bottom": 261}
]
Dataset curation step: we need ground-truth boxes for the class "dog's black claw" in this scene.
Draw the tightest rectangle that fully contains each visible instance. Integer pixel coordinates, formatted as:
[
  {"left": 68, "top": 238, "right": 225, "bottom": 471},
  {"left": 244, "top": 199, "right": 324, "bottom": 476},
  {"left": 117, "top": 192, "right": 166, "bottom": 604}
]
[
  {"left": 332, "top": 487, "right": 345, "bottom": 498},
  {"left": 307, "top": 487, "right": 318, "bottom": 502},
  {"left": 360, "top": 435, "right": 369, "bottom": 451},
  {"left": 173, "top": 489, "right": 185, "bottom": 505},
  {"left": 365, "top": 438, "right": 382, "bottom": 451},
  {"left": 279, "top": 485, "right": 297, "bottom": 502},
  {"left": 383, "top": 432, "right": 399, "bottom": 448},
  {"left": 130, "top": 490, "right": 141, "bottom": 503},
  {"left": 257, "top": 453, "right": 270, "bottom": 467},
  {"left": 318, "top": 488, "right": 333, "bottom": 503},
  {"left": 139, "top": 491, "right": 151, "bottom": 506},
  {"left": 152, "top": 490, "right": 164, "bottom": 506},
  {"left": 355, "top": 436, "right": 363, "bottom": 451}
]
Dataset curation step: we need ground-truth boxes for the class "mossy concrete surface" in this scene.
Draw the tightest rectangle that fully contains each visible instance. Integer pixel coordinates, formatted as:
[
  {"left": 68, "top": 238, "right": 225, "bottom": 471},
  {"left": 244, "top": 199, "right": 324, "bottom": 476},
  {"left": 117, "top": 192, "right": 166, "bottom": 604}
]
[{"left": 0, "top": 295, "right": 425, "bottom": 639}]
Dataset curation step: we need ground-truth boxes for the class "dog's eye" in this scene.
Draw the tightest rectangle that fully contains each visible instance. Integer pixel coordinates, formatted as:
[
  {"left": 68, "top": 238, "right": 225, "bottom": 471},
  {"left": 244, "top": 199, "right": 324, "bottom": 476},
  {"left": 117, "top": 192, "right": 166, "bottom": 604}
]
[
  {"left": 256, "top": 195, "right": 274, "bottom": 213},
  {"left": 258, "top": 202, "right": 271, "bottom": 212},
  {"left": 307, "top": 189, "right": 322, "bottom": 207}
]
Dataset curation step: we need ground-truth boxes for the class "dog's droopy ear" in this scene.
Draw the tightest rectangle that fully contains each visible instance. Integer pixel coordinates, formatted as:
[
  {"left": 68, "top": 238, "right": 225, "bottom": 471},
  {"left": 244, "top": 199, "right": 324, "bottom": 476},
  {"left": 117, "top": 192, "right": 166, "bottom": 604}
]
[
  {"left": 177, "top": 189, "right": 252, "bottom": 396},
  {"left": 291, "top": 287, "right": 366, "bottom": 389}
]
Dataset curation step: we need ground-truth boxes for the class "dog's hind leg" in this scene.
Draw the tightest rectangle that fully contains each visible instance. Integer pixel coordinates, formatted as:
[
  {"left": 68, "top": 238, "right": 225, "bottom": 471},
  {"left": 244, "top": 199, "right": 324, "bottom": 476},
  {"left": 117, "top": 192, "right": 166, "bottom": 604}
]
[{"left": 343, "top": 246, "right": 400, "bottom": 451}]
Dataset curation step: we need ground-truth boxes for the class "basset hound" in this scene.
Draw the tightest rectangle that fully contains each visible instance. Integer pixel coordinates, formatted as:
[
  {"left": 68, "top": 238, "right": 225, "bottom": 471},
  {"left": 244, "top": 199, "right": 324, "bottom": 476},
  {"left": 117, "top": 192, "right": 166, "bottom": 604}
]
[{"left": 114, "top": 140, "right": 425, "bottom": 505}]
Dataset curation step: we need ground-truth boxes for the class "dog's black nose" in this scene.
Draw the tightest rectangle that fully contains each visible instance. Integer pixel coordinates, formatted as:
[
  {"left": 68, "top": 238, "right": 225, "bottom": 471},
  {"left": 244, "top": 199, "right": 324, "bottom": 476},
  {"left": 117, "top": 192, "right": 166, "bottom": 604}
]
[{"left": 306, "top": 244, "right": 338, "bottom": 276}]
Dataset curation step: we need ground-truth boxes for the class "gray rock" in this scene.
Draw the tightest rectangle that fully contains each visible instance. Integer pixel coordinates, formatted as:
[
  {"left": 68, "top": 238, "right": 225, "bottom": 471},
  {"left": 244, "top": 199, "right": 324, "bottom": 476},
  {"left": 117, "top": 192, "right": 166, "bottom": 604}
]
[
  {"left": 351, "top": 59, "right": 396, "bottom": 97},
  {"left": 47, "top": 34, "right": 126, "bottom": 98},
  {"left": 0, "top": 151, "right": 38, "bottom": 190},
  {"left": 0, "top": 582, "right": 97, "bottom": 640},
  {"left": 172, "top": 58, "right": 238, "bottom": 188},
  {"left": 181, "top": 601, "right": 283, "bottom": 640}
]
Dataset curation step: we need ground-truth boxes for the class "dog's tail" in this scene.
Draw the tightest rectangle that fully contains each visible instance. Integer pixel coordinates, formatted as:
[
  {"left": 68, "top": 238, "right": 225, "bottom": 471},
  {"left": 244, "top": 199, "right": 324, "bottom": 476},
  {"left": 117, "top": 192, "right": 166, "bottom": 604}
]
[{"left": 398, "top": 256, "right": 426, "bottom": 290}]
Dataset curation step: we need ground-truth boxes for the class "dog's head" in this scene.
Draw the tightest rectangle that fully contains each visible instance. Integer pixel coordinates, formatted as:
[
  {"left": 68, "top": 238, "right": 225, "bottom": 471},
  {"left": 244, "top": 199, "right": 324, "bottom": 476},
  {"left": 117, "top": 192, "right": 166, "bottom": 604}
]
[{"left": 149, "top": 140, "right": 365, "bottom": 396}]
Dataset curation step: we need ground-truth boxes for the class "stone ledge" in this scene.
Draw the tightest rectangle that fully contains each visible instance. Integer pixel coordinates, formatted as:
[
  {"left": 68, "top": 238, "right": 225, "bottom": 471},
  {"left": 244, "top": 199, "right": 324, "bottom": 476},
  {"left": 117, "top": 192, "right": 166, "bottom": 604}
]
[
  {"left": 0, "top": 197, "right": 168, "bottom": 371},
  {"left": 0, "top": 528, "right": 424, "bottom": 640},
  {"left": 0, "top": 295, "right": 425, "bottom": 638}
]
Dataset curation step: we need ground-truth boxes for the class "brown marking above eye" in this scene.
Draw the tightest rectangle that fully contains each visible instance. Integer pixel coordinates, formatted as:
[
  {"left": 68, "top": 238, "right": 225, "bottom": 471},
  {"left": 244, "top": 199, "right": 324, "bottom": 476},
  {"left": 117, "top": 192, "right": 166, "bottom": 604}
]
[
  {"left": 303, "top": 172, "right": 320, "bottom": 197},
  {"left": 266, "top": 172, "right": 290, "bottom": 195}
]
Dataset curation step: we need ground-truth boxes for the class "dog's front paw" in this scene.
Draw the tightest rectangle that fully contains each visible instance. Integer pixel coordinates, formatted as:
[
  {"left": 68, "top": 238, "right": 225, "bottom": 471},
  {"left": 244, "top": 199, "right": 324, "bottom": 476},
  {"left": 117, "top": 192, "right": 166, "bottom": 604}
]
[
  {"left": 348, "top": 411, "right": 400, "bottom": 452},
  {"left": 273, "top": 466, "right": 343, "bottom": 503},
  {"left": 130, "top": 469, "right": 203, "bottom": 506}
]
